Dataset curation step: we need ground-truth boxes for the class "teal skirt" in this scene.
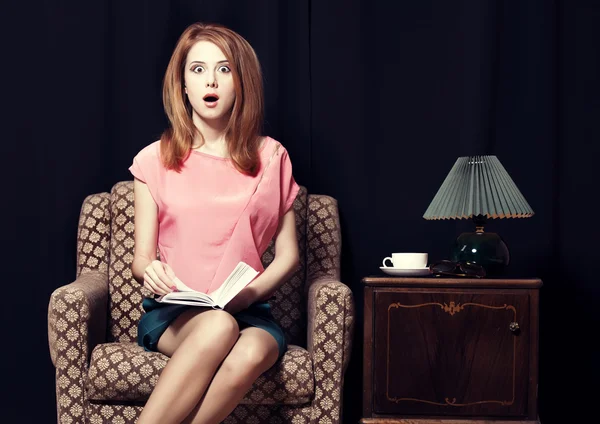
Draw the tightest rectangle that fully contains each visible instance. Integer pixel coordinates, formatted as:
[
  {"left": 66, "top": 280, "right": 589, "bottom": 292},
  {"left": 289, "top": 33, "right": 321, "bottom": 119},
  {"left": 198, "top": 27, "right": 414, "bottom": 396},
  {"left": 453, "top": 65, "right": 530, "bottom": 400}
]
[{"left": 137, "top": 297, "right": 287, "bottom": 359}]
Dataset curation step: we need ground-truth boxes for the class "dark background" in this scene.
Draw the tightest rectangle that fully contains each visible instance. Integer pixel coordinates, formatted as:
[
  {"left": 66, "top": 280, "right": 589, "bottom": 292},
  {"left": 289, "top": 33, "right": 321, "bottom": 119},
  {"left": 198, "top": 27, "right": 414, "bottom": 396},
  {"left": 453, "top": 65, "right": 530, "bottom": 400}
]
[{"left": 3, "top": 1, "right": 599, "bottom": 423}]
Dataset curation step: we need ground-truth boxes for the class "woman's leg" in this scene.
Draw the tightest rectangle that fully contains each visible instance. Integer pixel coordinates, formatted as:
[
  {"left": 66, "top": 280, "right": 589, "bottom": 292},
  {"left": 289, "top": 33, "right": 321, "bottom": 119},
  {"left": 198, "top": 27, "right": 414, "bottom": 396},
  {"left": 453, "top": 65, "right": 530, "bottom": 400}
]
[
  {"left": 137, "top": 308, "right": 240, "bottom": 424},
  {"left": 183, "top": 327, "right": 280, "bottom": 424}
]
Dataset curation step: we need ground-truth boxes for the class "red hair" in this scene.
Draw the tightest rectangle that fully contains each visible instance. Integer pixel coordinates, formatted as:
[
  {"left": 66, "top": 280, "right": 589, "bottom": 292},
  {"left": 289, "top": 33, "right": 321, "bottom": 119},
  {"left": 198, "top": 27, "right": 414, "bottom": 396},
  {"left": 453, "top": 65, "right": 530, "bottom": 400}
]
[{"left": 160, "top": 22, "right": 264, "bottom": 175}]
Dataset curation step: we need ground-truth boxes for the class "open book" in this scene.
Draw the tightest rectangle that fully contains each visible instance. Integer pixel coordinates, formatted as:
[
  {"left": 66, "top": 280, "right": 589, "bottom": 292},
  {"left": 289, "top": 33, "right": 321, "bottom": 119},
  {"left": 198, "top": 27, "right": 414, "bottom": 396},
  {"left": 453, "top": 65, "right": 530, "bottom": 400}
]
[{"left": 156, "top": 262, "right": 259, "bottom": 309}]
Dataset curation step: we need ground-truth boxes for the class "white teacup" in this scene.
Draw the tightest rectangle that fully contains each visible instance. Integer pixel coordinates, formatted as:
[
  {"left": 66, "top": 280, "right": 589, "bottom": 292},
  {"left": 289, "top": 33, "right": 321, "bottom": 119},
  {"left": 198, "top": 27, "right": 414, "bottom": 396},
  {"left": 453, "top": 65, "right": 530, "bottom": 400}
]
[{"left": 382, "top": 253, "right": 428, "bottom": 269}]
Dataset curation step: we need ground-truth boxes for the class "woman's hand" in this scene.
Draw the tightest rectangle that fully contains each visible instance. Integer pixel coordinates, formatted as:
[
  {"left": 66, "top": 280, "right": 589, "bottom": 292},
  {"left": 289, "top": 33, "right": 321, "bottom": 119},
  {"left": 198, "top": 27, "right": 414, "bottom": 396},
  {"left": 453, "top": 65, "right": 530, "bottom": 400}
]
[
  {"left": 224, "top": 287, "right": 256, "bottom": 315},
  {"left": 143, "top": 260, "right": 177, "bottom": 295}
]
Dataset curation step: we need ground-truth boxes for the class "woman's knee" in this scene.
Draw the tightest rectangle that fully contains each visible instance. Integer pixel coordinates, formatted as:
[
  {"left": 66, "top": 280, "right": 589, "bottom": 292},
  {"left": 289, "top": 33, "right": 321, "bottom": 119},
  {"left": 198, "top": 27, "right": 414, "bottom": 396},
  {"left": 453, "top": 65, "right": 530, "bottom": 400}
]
[
  {"left": 186, "top": 311, "right": 239, "bottom": 354},
  {"left": 220, "top": 342, "right": 278, "bottom": 388}
]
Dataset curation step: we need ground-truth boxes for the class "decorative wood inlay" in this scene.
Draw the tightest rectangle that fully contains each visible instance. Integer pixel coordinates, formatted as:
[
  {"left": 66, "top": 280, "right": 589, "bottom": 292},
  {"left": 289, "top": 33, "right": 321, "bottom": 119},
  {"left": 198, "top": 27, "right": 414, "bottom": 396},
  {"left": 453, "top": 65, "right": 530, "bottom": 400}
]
[
  {"left": 386, "top": 302, "right": 517, "bottom": 407},
  {"left": 388, "top": 301, "right": 516, "bottom": 316}
]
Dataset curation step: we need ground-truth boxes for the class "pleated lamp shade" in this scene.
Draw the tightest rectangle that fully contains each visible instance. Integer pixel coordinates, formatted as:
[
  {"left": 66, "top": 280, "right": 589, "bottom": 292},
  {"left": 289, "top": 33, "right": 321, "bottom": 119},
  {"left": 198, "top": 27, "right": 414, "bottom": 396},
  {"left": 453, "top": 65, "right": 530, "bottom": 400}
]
[
  {"left": 423, "top": 155, "right": 534, "bottom": 221},
  {"left": 423, "top": 155, "right": 534, "bottom": 276}
]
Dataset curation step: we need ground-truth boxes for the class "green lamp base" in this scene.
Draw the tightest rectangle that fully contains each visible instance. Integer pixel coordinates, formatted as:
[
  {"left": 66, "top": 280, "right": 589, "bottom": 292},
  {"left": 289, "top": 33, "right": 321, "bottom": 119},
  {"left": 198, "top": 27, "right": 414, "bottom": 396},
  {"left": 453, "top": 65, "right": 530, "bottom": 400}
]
[{"left": 451, "top": 224, "right": 510, "bottom": 276}]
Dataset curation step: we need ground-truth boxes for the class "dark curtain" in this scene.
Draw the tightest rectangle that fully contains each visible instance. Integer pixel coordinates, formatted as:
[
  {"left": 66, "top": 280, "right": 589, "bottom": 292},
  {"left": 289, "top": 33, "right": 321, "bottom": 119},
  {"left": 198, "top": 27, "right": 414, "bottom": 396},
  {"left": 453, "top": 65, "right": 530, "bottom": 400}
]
[{"left": 4, "top": 1, "right": 598, "bottom": 423}]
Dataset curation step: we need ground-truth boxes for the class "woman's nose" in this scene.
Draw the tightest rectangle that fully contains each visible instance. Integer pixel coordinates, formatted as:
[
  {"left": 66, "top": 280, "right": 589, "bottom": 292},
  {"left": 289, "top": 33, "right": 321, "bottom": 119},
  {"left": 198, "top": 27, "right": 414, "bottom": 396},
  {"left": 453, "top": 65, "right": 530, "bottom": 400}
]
[{"left": 205, "top": 72, "right": 218, "bottom": 88}]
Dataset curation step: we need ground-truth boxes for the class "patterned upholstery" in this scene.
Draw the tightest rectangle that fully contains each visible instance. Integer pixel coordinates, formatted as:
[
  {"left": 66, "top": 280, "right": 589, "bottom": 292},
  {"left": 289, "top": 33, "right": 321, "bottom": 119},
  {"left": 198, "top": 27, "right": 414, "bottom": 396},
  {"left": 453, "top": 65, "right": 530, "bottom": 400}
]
[
  {"left": 48, "top": 181, "right": 354, "bottom": 424},
  {"left": 86, "top": 343, "right": 313, "bottom": 405}
]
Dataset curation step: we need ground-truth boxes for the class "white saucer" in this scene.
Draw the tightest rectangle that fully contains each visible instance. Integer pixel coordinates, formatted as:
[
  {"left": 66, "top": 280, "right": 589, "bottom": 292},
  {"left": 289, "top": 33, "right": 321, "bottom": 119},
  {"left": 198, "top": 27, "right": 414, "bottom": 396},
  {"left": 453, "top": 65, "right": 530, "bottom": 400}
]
[{"left": 380, "top": 267, "right": 431, "bottom": 277}]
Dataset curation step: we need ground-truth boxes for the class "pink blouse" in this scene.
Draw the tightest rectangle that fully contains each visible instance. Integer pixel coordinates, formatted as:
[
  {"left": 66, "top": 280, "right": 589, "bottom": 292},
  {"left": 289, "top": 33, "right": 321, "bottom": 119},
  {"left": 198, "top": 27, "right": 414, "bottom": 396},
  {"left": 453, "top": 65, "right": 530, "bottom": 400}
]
[{"left": 129, "top": 136, "right": 300, "bottom": 294}]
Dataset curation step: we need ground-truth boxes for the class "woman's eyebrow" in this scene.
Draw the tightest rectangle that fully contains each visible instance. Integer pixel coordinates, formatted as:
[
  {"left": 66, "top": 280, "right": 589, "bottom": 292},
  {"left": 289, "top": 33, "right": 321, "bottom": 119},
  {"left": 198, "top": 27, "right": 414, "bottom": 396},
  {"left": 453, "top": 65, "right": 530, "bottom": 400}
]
[{"left": 189, "top": 60, "right": 229, "bottom": 65}]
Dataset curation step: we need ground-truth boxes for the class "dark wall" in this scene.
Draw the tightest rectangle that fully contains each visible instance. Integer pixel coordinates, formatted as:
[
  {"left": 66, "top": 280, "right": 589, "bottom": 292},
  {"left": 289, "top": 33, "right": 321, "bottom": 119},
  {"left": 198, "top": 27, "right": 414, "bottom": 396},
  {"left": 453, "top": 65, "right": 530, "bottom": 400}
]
[{"left": 4, "top": 1, "right": 598, "bottom": 423}]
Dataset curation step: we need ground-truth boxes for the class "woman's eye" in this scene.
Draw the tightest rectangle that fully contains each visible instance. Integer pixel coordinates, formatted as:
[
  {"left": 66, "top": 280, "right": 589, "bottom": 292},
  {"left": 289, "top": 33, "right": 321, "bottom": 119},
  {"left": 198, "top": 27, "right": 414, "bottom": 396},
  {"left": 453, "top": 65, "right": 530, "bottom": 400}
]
[
  {"left": 218, "top": 65, "right": 231, "bottom": 73},
  {"left": 192, "top": 66, "right": 204, "bottom": 73}
]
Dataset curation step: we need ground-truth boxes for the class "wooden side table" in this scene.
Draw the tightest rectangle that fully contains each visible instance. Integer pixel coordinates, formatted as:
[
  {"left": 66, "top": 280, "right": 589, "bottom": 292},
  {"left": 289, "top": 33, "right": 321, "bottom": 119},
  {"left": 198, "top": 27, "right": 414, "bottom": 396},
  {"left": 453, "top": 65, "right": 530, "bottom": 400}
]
[{"left": 361, "top": 276, "right": 542, "bottom": 424}]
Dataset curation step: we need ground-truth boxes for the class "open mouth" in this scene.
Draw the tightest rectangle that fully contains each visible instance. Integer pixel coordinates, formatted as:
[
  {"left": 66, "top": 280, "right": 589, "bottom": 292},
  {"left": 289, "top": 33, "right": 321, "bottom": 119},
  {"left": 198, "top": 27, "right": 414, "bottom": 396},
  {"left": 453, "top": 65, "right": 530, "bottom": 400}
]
[{"left": 203, "top": 94, "right": 219, "bottom": 102}]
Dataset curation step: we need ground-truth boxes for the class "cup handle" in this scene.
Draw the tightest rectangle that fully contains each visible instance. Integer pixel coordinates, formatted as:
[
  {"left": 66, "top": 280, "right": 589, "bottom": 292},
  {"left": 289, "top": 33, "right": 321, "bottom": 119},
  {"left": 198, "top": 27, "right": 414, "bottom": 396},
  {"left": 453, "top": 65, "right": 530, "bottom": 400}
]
[{"left": 382, "top": 257, "right": 393, "bottom": 267}]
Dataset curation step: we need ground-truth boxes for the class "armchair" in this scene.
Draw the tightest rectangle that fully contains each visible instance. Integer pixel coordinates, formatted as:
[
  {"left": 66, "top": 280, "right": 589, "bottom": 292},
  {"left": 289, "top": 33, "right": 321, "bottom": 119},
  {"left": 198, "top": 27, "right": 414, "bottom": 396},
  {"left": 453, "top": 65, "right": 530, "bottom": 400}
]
[{"left": 48, "top": 181, "right": 354, "bottom": 423}]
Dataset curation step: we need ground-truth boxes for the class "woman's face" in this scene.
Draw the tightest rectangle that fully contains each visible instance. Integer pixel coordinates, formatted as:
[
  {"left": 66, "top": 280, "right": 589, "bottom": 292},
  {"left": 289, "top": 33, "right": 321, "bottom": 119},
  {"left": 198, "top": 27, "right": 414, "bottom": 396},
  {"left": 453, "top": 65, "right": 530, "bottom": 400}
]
[{"left": 184, "top": 40, "right": 236, "bottom": 125}]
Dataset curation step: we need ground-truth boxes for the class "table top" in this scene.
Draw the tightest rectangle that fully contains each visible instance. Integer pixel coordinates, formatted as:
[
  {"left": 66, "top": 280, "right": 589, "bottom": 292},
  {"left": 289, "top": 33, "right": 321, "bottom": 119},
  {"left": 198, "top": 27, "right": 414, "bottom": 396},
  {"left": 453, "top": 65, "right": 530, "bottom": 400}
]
[{"left": 362, "top": 275, "right": 543, "bottom": 288}]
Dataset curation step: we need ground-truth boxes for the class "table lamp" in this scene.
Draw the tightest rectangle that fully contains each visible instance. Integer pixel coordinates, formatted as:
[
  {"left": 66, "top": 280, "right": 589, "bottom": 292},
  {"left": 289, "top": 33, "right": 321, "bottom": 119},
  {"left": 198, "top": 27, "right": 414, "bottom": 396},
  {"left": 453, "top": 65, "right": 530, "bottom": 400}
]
[{"left": 423, "top": 155, "right": 534, "bottom": 275}]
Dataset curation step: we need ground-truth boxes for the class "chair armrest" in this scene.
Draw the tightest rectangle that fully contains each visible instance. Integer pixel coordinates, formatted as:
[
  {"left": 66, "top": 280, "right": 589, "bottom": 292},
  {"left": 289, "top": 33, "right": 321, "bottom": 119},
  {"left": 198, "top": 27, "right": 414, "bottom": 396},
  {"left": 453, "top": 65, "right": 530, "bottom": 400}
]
[
  {"left": 306, "top": 278, "right": 355, "bottom": 424},
  {"left": 48, "top": 271, "right": 109, "bottom": 423},
  {"left": 48, "top": 270, "right": 109, "bottom": 367}
]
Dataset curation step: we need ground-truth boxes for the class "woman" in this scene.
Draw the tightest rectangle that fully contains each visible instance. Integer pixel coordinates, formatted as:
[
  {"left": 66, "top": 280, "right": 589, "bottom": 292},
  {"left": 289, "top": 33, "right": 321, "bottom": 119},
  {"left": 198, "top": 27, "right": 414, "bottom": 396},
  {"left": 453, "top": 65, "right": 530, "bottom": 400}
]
[{"left": 129, "top": 22, "right": 300, "bottom": 424}]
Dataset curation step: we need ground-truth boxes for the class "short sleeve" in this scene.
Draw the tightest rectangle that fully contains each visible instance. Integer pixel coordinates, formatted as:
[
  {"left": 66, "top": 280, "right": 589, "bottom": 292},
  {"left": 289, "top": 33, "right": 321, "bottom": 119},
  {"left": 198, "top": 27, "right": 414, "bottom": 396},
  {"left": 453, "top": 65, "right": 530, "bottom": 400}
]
[
  {"left": 279, "top": 148, "right": 300, "bottom": 217},
  {"left": 129, "top": 141, "right": 162, "bottom": 206}
]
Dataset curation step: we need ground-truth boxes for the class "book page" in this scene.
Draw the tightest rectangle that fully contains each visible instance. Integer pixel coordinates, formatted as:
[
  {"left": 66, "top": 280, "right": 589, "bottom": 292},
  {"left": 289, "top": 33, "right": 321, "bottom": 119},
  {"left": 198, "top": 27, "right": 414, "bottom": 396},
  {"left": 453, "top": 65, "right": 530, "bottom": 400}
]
[
  {"left": 172, "top": 277, "right": 195, "bottom": 292},
  {"left": 157, "top": 290, "right": 215, "bottom": 307},
  {"left": 215, "top": 262, "right": 259, "bottom": 308},
  {"left": 157, "top": 262, "right": 258, "bottom": 309}
]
